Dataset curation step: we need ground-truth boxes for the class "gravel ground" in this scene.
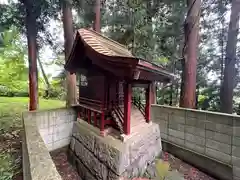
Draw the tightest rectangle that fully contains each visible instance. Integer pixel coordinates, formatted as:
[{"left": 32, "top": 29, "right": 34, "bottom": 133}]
[{"left": 51, "top": 150, "right": 217, "bottom": 180}]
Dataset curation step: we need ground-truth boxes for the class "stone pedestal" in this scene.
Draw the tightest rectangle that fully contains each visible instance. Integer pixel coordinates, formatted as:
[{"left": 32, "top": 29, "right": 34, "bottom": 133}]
[{"left": 68, "top": 121, "right": 162, "bottom": 180}]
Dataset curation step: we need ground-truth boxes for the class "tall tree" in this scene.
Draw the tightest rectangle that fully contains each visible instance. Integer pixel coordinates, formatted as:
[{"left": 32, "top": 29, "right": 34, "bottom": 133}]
[
  {"left": 220, "top": 0, "right": 240, "bottom": 113},
  {"left": 94, "top": 0, "right": 101, "bottom": 32},
  {"left": 180, "top": 0, "right": 201, "bottom": 108},
  {"left": 21, "top": 0, "right": 39, "bottom": 110},
  {"left": 62, "top": 0, "right": 77, "bottom": 106}
]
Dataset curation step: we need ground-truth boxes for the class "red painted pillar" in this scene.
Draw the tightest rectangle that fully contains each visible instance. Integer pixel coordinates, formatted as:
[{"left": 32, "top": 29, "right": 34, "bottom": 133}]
[
  {"left": 145, "top": 84, "right": 151, "bottom": 123},
  {"left": 100, "top": 111, "right": 105, "bottom": 136},
  {"left": 124, "top": 82, "right": 131, "bottom": 135}
]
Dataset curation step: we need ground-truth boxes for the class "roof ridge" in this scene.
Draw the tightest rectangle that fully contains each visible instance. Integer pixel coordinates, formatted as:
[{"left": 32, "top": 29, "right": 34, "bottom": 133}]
[{"left": 81, "top": 28, "right": 132, "bottom": 55}]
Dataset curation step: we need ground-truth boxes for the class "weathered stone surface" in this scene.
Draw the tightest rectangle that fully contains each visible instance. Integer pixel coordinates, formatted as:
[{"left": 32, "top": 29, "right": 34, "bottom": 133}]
[
  {"left": 161, "top": 133, "right": 168, "bottom": 140},
  {"left": 205, "top": 148, "right": 231, "bottom": 164},
  {"left": 206, "top": 113, "right": 233, "bottom": 125},
  {"left": 185, "top": 141, "right": 205, "bottom": 154},
  {"left": 185, "top": 133, "right": 205, "bottom": 146},
  {"left": 233, "top": 127, "right": 240, "bottom": 137},
  {"left": 168, "top": 129, "right": 184, "bottom": 139},
  {"left": 74, "top": 140, "right": 108, "bottom": 180},
  {"left": 171, "top": 115, "right": 185, "bottom": 124},
  {"left": 70, "top": 137, "right": 75, "bottom": 151},
  {"left": 206, "top": 139, "right": 231, "bottom": 154},
  {"left": 205, "top": 122, "right": 232, "bottom": 136},
  {"left": 168, "top": 136, "right": 184, "bottom": 146},
  {"left": 94, "top": 136, "right": 129, "bottom": 175},
  {"left": 232, "top": 156, "right": 240, "bottom": 167},
  {"left": 233, "top": 136, "right": 240, "bottom": 146},
  {"left": 75, "top": 157, "right": 97, "bottom": 180},
  {"left": 72, "top": 122, "right": 95, "bottom": 152},
  {"left": 185, "top": 125, "right": 205, "bottom": 137},
  {"left": 233, "top": 146, "right": 240, "bottom": 158},
  {"left": 108, "top": 170, "right": 121, "bottom": 180},
  {"left": 185, "top": 117, "right": 205, "bottom": 128},
  {"left": 168, "top": 123, "right": 185, "bottom": 132},
  {"left": 206, "top": 130, "right": 231, "bottom": 144},
  {"left": 233, "top": 166, "right": 240, "bottom": 179},
  {"left": 22, "top": 111, "right": 63, "bottom": 180}
]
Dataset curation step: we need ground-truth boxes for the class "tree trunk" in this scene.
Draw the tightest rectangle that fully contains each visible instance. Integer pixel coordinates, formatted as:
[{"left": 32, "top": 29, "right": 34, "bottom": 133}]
[
  {"left": 220, "top": 0, "right": 240, "bottom": 113},
  {"left": 94, "top": 0, "right": 101, "bottom": 32},
  {"left": 180, "top": 0, "right": 201, "bottom": 108},
  {"left": 37, "top": 57, "right": 50, "bottom": 90},
  {"left": 62, "top": 0, "right": 77, "bottom": 107},
  {"left": 25, "top": 4, "right": 38, "bottom": 110}
]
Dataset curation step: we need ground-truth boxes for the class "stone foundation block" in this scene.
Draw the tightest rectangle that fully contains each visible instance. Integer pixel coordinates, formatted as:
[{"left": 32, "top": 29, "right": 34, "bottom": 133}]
[{"left": 69, "top": 121, "right": 162, "bottom": 180}]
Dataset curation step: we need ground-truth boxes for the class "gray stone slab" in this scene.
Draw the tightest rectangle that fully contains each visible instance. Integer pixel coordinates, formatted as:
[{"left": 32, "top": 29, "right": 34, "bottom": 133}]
[
  {"left": 232, "top": 156, "right": 240, "bottom": 167},
  {"left": 233, "top": 136, "right": 240, "bottom": 146},
  {"left": 161, "top": 133, "right": 168, "bottom": 140},
  {"left": 234, "top": 127, "right": 240, "bottom": 137},
  {"left": 206, "top": 130, "right": 231, "bottom": 144},
  {"left": 168, "top": 129, "right": 184, "bottom": 139},
  {"left": 74, "top": 140, "right": 108, "bottom": 180},
  {"left": 168, "top": 135, "right": 184, "bottom": 146},
  {"left": 185, "top": 117, "right": 205, "bottom": 128},
  {"left": 233, "top": 146, "right": 240, "bottom": 158},
  {"left": 205, "top": 122, "right": 233, "bottom": 136},
  {"left": 168, "top": 122, "right": 185, "bottom": 132},
  {"left": 171, "top": 115, "right": 185, "bottom": 124},
  {"left": 233, "top": 117, "right": 240, "bottom": 127},
  {"left": 205, "top": 148, "right": 231, "bottom": 164},
  {"left": 185, "top": 125, "right": 205, "bottom": 137},
  {"left": 233, "top": 166, "right": 240, "bottom": 179},
  {"left": 185, "top": 133, "right": 205, "bottom": 146},
  {"left": 206, "top": 113, "right": 233, "bottom": 125},
  {"left": 72, "top": 122, "right": 95, "bottom": 152},
  {"left": 206, "top": 139, "right": 231, "bottom": 154},
  {"left": 185, "top": 140, "right": 205, "bottom": 154}
]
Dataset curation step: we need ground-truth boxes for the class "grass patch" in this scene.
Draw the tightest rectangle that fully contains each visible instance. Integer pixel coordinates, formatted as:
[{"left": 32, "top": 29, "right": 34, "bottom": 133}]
[
  {"left": 0, "top": 97, "right": 65, "bottom": 179},
  {"left": 0, "top": 97, "right": 65, "bottom": 132}
]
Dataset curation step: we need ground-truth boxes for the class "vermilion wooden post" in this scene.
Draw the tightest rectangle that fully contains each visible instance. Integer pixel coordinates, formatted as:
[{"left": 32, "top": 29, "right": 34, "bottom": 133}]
[
  {"left": 88, "top": 110, "right": 91, "bottom": 124},
  {"left": 94, "top": 112, "right": 97, "bottom": 127},
  {"left": 145, "top": 84, "right": 151, "bottom": 123},
  {"left": 124, "top": 82, "right": 131, "bottom": 135},
  {"left": 100, "top": 111, "right": 105, "bottom": 136}
]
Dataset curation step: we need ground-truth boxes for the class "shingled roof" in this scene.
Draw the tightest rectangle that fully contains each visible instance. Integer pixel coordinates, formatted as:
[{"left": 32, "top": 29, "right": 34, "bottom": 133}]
[
  {"left": 78, "top": 28, "right": 134, "bottom": 58},
  {"left": 65, "top": 28, "right": 175, "bottom": 82}
]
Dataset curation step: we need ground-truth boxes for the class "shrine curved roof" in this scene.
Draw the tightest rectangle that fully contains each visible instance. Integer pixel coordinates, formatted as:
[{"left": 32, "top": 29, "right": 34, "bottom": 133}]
[
  {"left": 78, "top": 28, "right": 134, "bottom": 58},
  {"left": 65, "top": 28, "right": 176, "bottom": 82}
]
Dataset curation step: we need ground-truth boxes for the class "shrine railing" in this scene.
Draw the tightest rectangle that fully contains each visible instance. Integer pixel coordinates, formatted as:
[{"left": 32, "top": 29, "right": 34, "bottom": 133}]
[
  {"left": 132, "top": 96, "right": 145, "bottom": 117},
  {"left": 110, "top": 100, "right": 124, "bottom": 134},
  {"left": 76, "top": 97, "right": 105, "bottom": 134}
]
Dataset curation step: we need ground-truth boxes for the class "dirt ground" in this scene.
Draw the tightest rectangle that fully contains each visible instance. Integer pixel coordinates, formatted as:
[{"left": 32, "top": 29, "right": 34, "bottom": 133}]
[
  {"left": 162, "top": 151, "right": 217, "bottom": 180},
  {"left": 0, "top": 128, "right": 23, "bottom": 180}
]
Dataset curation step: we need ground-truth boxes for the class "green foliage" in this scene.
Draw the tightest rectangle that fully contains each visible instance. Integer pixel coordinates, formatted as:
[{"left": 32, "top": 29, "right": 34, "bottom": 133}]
[{"left": 0, "top": 27, "right": 28, "bottom": 98}]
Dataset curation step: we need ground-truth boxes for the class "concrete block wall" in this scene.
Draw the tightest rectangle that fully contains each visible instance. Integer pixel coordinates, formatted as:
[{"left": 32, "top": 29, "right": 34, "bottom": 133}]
[
  {"left": 151, "top": 105, "right": 240, "bottom": 180},
  {"left": 22, "top": 110, "right": 64, "bottom": 180},
  {"left": 34, "top": 108, "right": 77, "bottom": 151}
]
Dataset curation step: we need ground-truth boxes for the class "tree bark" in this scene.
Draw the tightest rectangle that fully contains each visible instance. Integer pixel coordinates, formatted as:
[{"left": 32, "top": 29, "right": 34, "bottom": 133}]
[
  {"left": 94, "top": 0, "right": 101, "bottom": 32},
  {"left": 220, "top": 0, "right": 240, "bottom": 113},
  {"left": 180, "top": 0, "right": 201, "bottom": 108},
  {"left": 62, "top": 0, "right": 77, "bottom": 107},
  {"left": 25, "top": 3, "right": 38, "bottom": 110},
  {"left": 37, "top": 57, "right": 50, "bottom": 90}
]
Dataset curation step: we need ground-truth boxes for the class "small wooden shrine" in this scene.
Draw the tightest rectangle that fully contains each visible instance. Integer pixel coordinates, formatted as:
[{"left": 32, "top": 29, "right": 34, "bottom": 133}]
[{"left": 65, "top": 28, "right": 174, "bottom": 137}]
